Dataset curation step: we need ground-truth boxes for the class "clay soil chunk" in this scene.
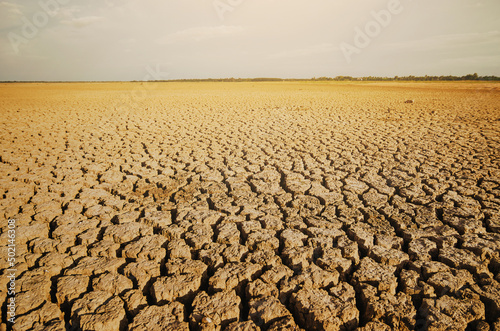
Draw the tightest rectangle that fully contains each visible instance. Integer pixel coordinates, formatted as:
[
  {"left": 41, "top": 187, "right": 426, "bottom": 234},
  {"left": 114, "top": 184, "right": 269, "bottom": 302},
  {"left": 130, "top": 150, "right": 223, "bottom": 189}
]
[
  {"left": 71, "top": 291, "right": 127, "bottom": 331},
  {"left": 151, "top": 273, "right": 203, "bottom": 304},
  {"left": 291, "top": 285, "right": 358, "bottom": 331},
  {"left": 190, "top": 290, "right": 242, "bottom": 330},
  {"left": 128, "top": 302, "right": 189, "bottom": 330},
  {"left": 209, "top": 262, "right": 261, "bottom": 293}
]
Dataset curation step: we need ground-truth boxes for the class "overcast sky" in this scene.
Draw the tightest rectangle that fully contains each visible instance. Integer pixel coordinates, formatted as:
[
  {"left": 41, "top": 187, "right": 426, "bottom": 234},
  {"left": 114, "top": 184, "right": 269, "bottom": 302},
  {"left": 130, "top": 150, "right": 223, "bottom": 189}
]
[{"left": 1, "top": 0, "right": 499, "bottom": 81}]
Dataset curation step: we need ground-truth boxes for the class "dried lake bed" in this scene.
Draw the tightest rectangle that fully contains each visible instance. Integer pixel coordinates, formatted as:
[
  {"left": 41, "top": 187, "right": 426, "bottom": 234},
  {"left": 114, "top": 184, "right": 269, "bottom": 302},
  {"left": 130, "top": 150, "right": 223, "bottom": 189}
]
[{"left": 1, "top": 81, "right": 499, "bottom": 330}]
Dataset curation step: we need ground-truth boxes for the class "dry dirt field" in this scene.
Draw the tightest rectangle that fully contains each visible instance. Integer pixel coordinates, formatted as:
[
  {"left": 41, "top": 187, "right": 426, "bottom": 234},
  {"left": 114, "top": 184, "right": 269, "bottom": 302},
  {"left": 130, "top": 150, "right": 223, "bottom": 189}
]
[{"left": 1, "top": 81, "right": 500, "bottom": 331}]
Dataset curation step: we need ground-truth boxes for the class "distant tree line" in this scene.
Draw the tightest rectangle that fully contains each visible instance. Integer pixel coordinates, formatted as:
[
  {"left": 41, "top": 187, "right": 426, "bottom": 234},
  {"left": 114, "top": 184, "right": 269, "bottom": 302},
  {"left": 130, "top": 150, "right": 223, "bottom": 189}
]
[
  {"left": 3, "top": 74, "right": 499, "bottom": 83},
  {"left": 312, "top": 73, "right": 500, "bottom": 81},
  {"left": 162, "top": 74, "right": 499, "bottom": 82},
  {"left": 168, "top": 78, "right": 285, "bottom": 82}
]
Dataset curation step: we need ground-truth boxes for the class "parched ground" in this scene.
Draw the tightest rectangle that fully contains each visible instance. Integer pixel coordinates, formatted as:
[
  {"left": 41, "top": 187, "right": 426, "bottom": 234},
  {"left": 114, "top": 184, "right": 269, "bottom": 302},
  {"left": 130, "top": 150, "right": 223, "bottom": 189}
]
[{"left": 0, "top": 81, "right": 499, "bottom": 331}]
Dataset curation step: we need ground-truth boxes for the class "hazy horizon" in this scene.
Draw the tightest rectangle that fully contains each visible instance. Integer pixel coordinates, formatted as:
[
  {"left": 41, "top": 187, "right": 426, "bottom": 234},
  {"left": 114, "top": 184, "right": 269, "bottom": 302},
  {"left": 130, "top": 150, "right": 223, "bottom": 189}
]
[{"left": 1, "top": 0, "right": 499, "bottom": 82}]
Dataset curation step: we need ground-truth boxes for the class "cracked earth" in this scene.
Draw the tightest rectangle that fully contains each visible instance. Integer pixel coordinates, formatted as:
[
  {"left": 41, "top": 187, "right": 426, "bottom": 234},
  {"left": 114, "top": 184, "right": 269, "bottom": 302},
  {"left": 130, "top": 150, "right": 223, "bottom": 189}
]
[{"left": 0, "top": 81, "right": 499, "bottom": 331}]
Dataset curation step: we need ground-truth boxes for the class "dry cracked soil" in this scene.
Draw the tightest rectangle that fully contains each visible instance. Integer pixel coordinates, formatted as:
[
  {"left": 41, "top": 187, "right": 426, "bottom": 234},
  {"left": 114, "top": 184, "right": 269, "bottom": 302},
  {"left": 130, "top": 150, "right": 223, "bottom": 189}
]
[{"left": 0, "top": 81, "right": 500, "bottom": 331}]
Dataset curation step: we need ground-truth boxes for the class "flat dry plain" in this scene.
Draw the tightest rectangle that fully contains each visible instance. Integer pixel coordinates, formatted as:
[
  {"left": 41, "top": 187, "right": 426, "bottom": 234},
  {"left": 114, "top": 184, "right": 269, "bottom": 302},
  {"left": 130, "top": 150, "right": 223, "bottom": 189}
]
[{"left": 1, "top": 81, "right": 500, "bottom": 331}]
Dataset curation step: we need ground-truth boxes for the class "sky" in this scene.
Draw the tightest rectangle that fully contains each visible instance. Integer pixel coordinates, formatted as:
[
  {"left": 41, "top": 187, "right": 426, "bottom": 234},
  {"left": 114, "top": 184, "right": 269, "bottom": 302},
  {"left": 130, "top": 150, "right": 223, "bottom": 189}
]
[{"left": 0, "top": 0, "right": 499, "bottom": 81}]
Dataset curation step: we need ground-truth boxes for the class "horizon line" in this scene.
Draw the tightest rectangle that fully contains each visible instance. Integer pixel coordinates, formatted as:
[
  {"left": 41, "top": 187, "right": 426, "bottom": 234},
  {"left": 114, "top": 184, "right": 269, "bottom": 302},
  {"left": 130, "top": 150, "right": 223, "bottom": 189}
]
[{"left": 1, "top": 74, "right": 500, "bottom": 84}]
